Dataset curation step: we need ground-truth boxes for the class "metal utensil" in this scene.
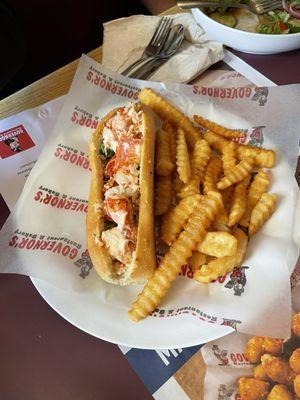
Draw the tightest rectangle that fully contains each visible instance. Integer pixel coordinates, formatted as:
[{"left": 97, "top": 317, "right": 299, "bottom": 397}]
[
  {"left": 127, "top": 24, "right": 185, "bottom": 80},
  {"left": 121, "top": 17, "right": 173, "bottom": 76},
  {"left": 178, "top": 0, "right": 283, "bottom": 14}
]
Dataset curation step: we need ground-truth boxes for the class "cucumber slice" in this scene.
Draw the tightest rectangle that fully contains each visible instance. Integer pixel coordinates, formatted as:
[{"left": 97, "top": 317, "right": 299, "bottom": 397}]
[
  {"left": 209, "top": 12, "right": 237, "bottom": 28},
  {"left": 288, "top": 18, "right": 300, "bottom": 33}
]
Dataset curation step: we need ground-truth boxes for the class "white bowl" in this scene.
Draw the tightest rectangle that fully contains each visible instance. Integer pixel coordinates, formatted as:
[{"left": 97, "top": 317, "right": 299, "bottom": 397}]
[{"left": 192, "top": 7, "right": 300, "bottom": 54}]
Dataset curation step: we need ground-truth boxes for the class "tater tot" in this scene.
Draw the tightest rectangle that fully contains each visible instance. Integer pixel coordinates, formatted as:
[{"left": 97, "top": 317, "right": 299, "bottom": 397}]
[
  {"left": 263, "top": 338, "right": 283, "bottom": 356},
  {"left": 245, "top": 336, "right": 265, "bottom": 364},
  {"left": 292, "top": 314, "right": 300, "bottom": 338},
  {"left": 289, "top": 348, "right": 300, "bottom": 374},
  {"left": 261, "top": 354, "right": 296, "bottom": 386},
  {"left": 238, "top": 377, "right": 270, "bottom": 400},
  {"left": 267, "top": 384, "right": 294, "bottom": 400},
  {"left": 253, "top": 364, "right": 269, "bottom": 381},
  {"left": 294, "top": 374, "right": 300, "bottom": 397}
]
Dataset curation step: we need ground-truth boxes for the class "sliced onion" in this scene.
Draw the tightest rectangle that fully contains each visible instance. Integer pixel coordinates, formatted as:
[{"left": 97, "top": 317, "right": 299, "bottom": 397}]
[
  {"left": 290, "top": 3, "right": 300, "bottom": 18},
  {"left": 282, "top": 0, "right": 300, "bottom": 17}
]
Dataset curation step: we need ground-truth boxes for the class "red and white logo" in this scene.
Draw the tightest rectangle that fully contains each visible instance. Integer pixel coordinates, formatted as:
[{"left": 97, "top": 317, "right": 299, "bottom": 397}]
[{"left": 0, "top": 125, "right": 35, "bottom": 159}]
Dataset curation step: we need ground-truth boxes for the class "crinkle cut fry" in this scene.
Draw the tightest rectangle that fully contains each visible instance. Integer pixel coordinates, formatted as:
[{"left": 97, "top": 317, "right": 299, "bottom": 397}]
[
  {"left": 155, "top": 175, "right": 172, "bottom": 216},
  {"left": 155, "top": 128, "right": 174, "bottom": 176},
  {"left": 194, "top": 115, "right": 245, "bottom": 138},
  {"left": 164, "top": 121, "right": 177, "bottom": 164},
  {"left": 222, "top": 141, "right": 236, "bottom": 176},
  {"left": 161, "top": 194, "right": 203, "bottom": 246},
  {"left": 249, "top": 193, "right": 277, "bottom": 236},
  {"left": 239, "top": 169, "right": 270, "bottom": 228},
  {"left": 203, "top": 130, "right": 229, "bottom": 153},
  {"left": 176, "top": 128, "right": 191, "bottom": 184},
  {"left": 203, "top": 156, "right": 222, "bottom": 195},
  {"left": 128, "top": 191, "right": 223, "bottom": 322},
  {"left": 138, "top": 88, "right": 200, "bottom": 148},
  {"left": 228, "top": 175, "right": 250, "bottom": 227},
  {"left": 217, "top": 156, "right": 254, "bottom": 190},
  {"left": 191, "top": 139, "right": 211, "bottom": 181},
  {"left": 236, "top": 143, "right": 276, "bottom": 168}
]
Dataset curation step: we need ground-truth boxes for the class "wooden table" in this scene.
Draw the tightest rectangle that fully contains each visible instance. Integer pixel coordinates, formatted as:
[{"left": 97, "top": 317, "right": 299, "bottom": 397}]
[{"left": 0, "top": 6, "right": 300, "bottom": 400}]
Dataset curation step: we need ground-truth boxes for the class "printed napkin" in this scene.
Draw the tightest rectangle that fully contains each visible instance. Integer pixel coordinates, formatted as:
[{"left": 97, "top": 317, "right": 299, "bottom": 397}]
[{"left": 102, "top": 13, "right": 224, "bottom": 83}]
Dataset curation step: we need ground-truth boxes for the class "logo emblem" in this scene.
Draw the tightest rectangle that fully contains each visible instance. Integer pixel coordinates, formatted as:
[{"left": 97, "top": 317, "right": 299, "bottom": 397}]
[
  {"left": 251, "top": 87, "right": 269, "bottom": 106},
  {"left": 218, "top": 384, "right": 235, "bottom": 399},
  {"left": 74, "top": 249, "right": 93, "bottom": 278},
  {"left": 225, "top": 266, "right": 249, "bottom": 296},
  {"left": 212, "top": 345, "right": 229, "bottom": 366},
  {"left": 248, "top": 126, "right": 265, "bottom": 148},
  {"left": 0, "top": 125, "right": 35, "bottom": 159}
]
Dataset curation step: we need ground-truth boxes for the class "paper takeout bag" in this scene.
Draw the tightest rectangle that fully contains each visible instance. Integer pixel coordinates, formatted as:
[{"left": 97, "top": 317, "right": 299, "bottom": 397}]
[{"left": 0, "top": 55, "right": 299, "bottom": 339}]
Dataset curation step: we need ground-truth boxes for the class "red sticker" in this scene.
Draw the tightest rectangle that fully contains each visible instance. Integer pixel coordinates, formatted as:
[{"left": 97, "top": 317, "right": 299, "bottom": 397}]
[{"left": 0, "top": 125, "right": 35, "bottom": 159}]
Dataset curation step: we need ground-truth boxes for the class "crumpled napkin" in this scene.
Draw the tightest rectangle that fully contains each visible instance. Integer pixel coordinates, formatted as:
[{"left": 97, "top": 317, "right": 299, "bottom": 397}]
[{"left": 102, "top": 13, "right": 224, "bottom": 83}]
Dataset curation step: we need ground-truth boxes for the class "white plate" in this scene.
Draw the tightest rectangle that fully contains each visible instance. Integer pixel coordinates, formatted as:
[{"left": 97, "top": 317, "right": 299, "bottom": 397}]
[
  {"left": 31, "top": 276, "right": 234, "bottom": 349},
  {"left": 192, "top": 8, "right": 300, "bottom": 54}
]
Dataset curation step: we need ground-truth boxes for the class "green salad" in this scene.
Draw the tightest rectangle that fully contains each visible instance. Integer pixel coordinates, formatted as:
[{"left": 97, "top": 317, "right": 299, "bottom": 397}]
[{"left": 205, "top": 0, "right": 300, "bottom": 34}]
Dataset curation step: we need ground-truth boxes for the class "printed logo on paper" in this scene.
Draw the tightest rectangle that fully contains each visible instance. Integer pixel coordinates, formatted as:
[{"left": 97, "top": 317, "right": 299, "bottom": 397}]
[
  {"left": 225, "top": 266, "right": 249, "bottom": 296},
  {"left": 73, "top": 249, "right": 93, "bottom": 278},
  {"left": 212, "top": 345, "right": 249, "bottom": 366},
  {"left": 248, "top": 126, "right": 265, "bottom": 148},
  {"left": 212, "top": 345, "right": 229, "bottom": 366},
  {"left": 218, "top": 384, "right": 235, "bottom": 399},
  {"left": 0, "top": 125, "right": 35, "bottom": 159},
  {"left": 251, "top": 87, "right": 269, "bottom": 106}
]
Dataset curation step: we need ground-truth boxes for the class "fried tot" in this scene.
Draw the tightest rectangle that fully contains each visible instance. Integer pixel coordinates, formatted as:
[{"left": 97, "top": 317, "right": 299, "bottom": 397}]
[
  {"left": 294, "top": 374, "right": 300, "bottom": 397},
  {"left": 194, "top": 228, "right": 247, "bottom": 283},
  {"left": 196, "top": 231, "right": 238, "bottom": 257},
  {"left": 155, "top": 175, "right": 172, "bottom": 216},
  {"left": 267, "top": 384, "right": 294, "bottom": 400},
  {"left": 128, "top": 192, "right": 223, "bottom": 322},
  {"left": 249, "top": 193, "right": 277, "bottom": 236},
  {"left": 161, "top": 194, "right": 203, "bottom": 245},
  {"left": 228, "top": 175, "right": 250, "bottom": 227},
  {"left": 155, "top": 128, "right": 174, "bottom": 176},
  {"left": 239, "top": 169, "right": 270, "bottom": 228},
  {"left": 238, "top": 377, "right": 270, "bottom": 400},
  {"left": 194, "top": 115, "right": 245, "bottom": 139},
  {"left": 289, "top": 349, "right": 300, "bottom": 374},
  {"left": 254, "top": 364, "right": 269, "bottom": 381},
  {"left": 245, "top": 336, "right": 265, "bottom": 364},
  {"left": 263, "top": 338, "right": 283, "bottom": 356},
  {"left": 138, "top": 88, "right": 200, "bottom": 147},
  {"left": 176, "top": 128, "right": 191, "bottom": 184},
  {"left": 261, "top": 354, "right": 296, "bottom": 386},
  {"left": 217, "top": 157, "right": 254, "bottom": 190},
  {"left": 292, "top": 314, "right": 300, "bottom": 338}
]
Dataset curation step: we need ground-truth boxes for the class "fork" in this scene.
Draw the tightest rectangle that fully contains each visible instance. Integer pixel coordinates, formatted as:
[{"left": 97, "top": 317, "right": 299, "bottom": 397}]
[
  {"left": 177, "top": 0, "right": 283, "bottom": 14},
  {"left": 121, "top": 17, "right": 173, "bottom": 76}
]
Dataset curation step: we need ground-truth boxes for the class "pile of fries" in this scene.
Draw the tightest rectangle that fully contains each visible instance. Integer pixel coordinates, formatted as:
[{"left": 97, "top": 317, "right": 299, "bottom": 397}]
[
  {"left": 238, "top": 314, "right": 300, "bottom": 399},
  {"left": 128, "top": 88, "right": 277, "bottom": 322}
]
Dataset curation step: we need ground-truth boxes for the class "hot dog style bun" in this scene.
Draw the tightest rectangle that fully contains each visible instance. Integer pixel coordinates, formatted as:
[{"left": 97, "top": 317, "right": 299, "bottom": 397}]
[{"left": 87, "top": 103, "right": 156, "bottom": 285}]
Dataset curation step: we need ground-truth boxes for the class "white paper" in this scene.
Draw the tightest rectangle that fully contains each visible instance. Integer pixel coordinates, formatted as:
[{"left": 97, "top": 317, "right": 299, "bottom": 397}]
[
  {"left": 0, "top": 96, "right": 65, "bottom": 209},
  {"left": 0, "top": 55, "right": 299, "bottom": 343},
  {"left": 102, "top": 13, "right": 224, "bottom": 83}
]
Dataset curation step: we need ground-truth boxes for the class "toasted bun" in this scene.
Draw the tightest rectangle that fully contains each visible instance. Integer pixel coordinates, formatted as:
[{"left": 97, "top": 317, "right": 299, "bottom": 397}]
[{"left": 86, "top": 105, "right": 156, "bottom": 285}]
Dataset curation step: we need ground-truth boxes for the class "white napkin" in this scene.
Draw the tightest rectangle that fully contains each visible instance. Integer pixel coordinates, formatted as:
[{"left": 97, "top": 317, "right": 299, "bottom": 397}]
[{"left": 102, "top": 13, "right": 224, "bottom": 83}]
